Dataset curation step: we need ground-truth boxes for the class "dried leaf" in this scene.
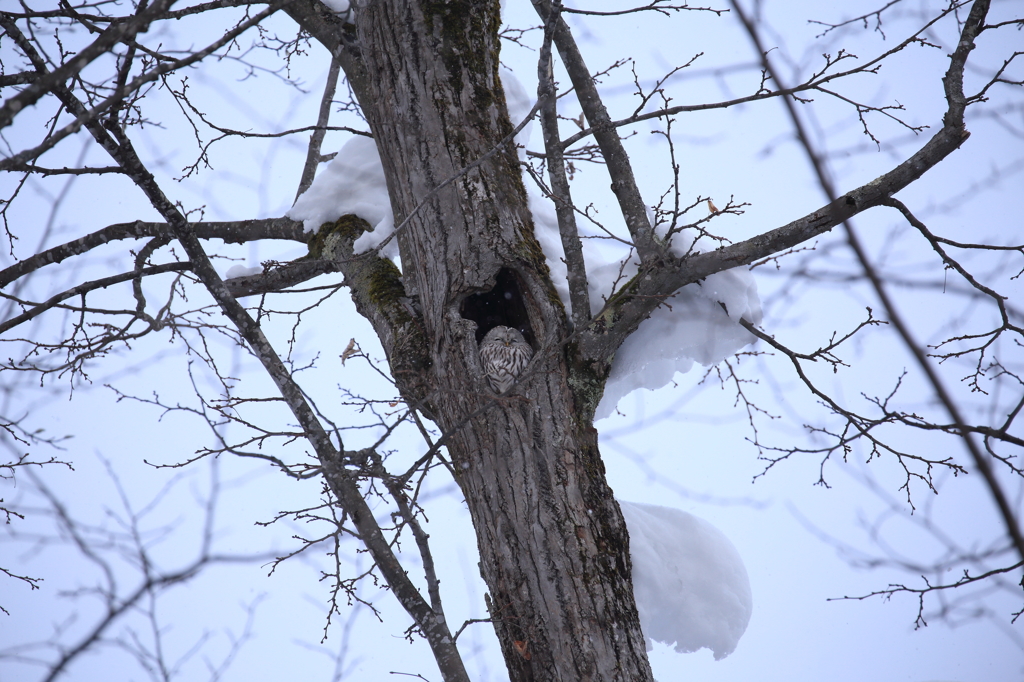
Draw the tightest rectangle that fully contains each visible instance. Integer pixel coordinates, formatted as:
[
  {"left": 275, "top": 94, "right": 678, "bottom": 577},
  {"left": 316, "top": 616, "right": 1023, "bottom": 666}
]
[
  {"left": 707, "top": 198, "right": 719, "bottom": 214},
  {"left": 513, "top": 640, "right": 531, "bottom": 660},
  {"left": 340, "top": 338, "right": 357, "bottom": 365}
]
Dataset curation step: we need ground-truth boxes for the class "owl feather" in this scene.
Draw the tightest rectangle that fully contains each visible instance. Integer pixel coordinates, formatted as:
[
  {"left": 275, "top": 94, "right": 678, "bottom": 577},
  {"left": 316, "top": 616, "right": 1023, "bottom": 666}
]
[{"left": 479, "top": 326, "right": 533, "bottom": 393}]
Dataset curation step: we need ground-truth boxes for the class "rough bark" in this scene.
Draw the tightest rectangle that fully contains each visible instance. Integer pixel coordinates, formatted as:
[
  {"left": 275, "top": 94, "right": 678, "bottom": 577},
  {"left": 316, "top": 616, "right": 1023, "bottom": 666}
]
[{"left": 342, "top": 1, "right": 654, "bottom": 680}]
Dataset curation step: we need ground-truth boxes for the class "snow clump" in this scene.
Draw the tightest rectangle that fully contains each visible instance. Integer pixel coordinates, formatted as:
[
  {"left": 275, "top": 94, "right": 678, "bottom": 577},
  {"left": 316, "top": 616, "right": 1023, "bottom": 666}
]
[
  {"left": 287, "top": 135, "right": 397, "bottom": 259},
  {"left": 224, "top": 264, "right": 263, "bottom": 280},
  {"left": 620, "top": 501, "right": 752, "bottom": 660}
]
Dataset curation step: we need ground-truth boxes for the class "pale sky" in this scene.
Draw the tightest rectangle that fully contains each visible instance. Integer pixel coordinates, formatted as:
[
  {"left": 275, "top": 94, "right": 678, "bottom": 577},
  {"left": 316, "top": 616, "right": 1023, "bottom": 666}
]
[{"left": 1, "top": 1, "right": 1022, "bottom": 681}]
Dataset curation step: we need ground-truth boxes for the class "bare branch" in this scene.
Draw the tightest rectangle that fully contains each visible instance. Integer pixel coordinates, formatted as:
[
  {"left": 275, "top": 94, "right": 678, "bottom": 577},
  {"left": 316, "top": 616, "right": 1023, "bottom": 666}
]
[
  {"left": 0, "top": 0, "right": 177, "bottom": 130},
  {"left": 0, "top": 2, "right": 290, "bottom": 170},
  {"left": 296, "top": 56, "right": 344, "bottom": 201},
  {"left": 531, "top": 0, "right": 664, "bottom": 262},
  {"left": 223, "top": 259, "right": 344, "bottom": 298},
  {"left": 536, "top": 4, "right": 591, "bottom": 328},
  {"left": 0, "top": 218, "right": 306, "bottom": 289},
  {"left": 0, "top": 262, "right": 191, "bottom": 335},
  {"left": 560, "top": 3, "right": 962, "bottom": 151},
  {"left": 829, "top": 560, "right": 1024, "bottom": 630},
  {"left": 730, "top": 0, "right": 1024, "bottom": 560}
]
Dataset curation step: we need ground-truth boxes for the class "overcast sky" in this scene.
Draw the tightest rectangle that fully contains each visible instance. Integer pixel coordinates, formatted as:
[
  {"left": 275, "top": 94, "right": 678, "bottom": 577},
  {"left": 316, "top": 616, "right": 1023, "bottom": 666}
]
[{"left": 2, "top": 1, "right": 1022, "bottom": 681}]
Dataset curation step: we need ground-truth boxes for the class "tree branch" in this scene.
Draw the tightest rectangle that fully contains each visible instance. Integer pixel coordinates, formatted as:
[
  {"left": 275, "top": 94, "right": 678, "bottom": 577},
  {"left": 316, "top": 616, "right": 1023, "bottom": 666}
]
[
  {"left": 0, "top": 218, "right": 306, "bottom": 289},
  {"left": 18, "top": 24, "right": 467, "bottom": 672},
  {"left": 537, "top": 5, "right": 591, "bottom": 328},
  {"left": 559, "top": 2, "right": 963, "bottom": 152},
  {"left": 0, "top": 262, "right": 191, "bottom": 335},
  {"left": 730, "top": 0, "right": 1024, "bottom": 561},
  {"left": 0, "top": 0, "right": 176, "bottom": 130},
  {"left": 282, "top": 0, "right": 372, "bottom": 105},
  {"left": 0, "top": 2, "right": 289, "bottom": 170},
  {"left": 531, "top": 0, "right": 664, "bottom": 263},
  {"left": 295, "top": 55, "right": 343, "bottom": 201},
  {"left": 582, "top": 105, "right": 972, "bottom": 366}
]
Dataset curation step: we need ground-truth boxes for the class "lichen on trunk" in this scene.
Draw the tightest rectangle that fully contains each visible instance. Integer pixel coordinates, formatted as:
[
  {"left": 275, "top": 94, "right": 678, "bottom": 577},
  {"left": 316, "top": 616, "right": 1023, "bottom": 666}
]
[{"left": 339, "top": 1, "right": 653, "bottom": 679}]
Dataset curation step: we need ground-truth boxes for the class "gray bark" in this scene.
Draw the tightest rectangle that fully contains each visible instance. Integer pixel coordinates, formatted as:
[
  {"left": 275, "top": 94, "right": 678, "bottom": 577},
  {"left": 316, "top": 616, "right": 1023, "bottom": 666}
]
[{"left": 339, "top": 1, "right": 654, "bottom": 680}]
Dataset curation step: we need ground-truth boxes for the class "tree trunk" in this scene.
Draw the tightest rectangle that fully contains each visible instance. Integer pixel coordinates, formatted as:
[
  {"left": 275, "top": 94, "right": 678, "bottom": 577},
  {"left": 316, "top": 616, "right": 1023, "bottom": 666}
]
[{"left": 348, "top": 1, "right": 654, "bottom": 679}]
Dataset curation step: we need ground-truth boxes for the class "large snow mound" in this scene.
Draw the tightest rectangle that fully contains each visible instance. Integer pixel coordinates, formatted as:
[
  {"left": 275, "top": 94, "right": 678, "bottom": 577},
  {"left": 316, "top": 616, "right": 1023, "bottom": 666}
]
[
  {"left": 593, "top": 262, "right": 760, "bottom": 421},
  {"left": 620, "top": 501, "right": 752, "bottom": 660},
  {"left": 287, "top": 135, "right": 397, "bottom": 258}
]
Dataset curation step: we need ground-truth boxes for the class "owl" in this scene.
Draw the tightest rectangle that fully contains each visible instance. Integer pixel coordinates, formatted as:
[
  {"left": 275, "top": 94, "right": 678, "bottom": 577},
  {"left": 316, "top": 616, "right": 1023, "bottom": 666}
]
[{"left": 479, "top": 326, "right": 533, "bottom": 393}]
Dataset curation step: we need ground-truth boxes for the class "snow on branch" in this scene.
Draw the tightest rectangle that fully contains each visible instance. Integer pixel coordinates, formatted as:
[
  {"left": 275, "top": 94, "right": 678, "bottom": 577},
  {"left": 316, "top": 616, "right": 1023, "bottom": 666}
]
[{"left": 621, "top": 501, "right": 752, "bottom": 660}]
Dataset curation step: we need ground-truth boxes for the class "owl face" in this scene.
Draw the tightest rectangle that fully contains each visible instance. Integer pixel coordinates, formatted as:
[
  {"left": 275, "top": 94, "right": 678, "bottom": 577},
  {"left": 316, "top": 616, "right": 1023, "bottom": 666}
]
[{"left": 482, "top": 325, "right": 525, "bottom": 347}]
